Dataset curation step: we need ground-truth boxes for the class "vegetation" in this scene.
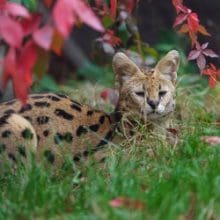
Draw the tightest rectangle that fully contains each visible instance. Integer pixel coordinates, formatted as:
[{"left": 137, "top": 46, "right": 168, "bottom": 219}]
[
  {"left": 1, "top": 72, "right": 220, "bottom": 219},
  {"left": 0, "top": 1, "right": 220, "bottom": 219}
]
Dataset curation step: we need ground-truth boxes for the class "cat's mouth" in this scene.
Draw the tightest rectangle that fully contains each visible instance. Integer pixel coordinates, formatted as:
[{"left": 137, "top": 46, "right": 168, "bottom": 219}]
[{"left": 147, "top": 109, "right": 168, "bottom": 118}]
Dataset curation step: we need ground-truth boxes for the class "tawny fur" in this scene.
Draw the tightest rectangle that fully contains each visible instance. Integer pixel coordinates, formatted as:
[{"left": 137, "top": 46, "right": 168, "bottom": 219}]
[{"left": 0, "top": 50, "right": 179, "bottom": 166}]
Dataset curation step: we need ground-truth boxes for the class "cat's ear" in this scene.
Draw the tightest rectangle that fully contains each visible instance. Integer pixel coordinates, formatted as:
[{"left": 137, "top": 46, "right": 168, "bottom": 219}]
[
  {"left": 112, "top": 52, "right": 142, "bottom": 85},
  {"left": 155, "top": 50, "right": 179, "bottom": 84}
]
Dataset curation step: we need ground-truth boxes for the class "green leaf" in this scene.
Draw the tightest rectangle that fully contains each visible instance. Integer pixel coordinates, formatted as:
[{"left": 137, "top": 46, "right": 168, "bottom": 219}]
[
  {"left": 118, "top": 23, "right": 129, "bottom": 46},
  {"left": 22, "top": 0, "right": 37, "bottom": 11},
  {"left": 102, "top": 16, "right": 114, "bottom": 28}
]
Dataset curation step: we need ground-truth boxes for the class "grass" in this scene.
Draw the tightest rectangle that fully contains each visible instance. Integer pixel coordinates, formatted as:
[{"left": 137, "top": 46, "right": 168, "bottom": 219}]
[{"left": 0, "top": 83, "right": 220, "bottom": 220}]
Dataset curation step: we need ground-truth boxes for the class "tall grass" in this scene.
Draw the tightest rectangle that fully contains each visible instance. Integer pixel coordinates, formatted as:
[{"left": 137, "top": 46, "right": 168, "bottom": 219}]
[{"left": 0, "top": 84, "right": 220, "bottom": 220}]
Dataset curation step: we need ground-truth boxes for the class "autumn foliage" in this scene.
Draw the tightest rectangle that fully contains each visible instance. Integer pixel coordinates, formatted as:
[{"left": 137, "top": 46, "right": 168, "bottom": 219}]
[
  {"left": 0, "top": 0, "right": 105, "bottom": 103},
  {"left": 0, "top": 0, "right": 219, "bottom": 104},
  {"left": 172, "top": 0, "right": 220, "bottom": 87},
  {"left": 0, "top": 0, "right": 139, "bottom": 103}
]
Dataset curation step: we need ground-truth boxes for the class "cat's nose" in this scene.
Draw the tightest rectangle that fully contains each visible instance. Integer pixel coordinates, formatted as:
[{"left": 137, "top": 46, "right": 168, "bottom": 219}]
[{"left": 147, "top": 99, "right": 159, "bottom": 110}]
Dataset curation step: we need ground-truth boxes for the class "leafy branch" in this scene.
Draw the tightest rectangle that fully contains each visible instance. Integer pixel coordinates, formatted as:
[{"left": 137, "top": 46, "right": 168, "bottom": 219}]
[{"left": 172, "top": 0, "right": 220, "bottom": 87}]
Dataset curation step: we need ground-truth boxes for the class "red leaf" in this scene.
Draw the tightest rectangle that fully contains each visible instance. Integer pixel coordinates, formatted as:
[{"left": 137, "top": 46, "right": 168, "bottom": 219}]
[
  {"left": 95, "top": 0, "right": 102, "bottom": 7},
  {"left": 125, "top": 0, "right": 136, "bottom": 13},
  {"left": 53, "top": 0, "right": 76, "bottom": 37},
  {"left": 197, "top": 54, "right": 206, "bottom": 71},
  {"left": 172, "top": 0, "right": 190, "bottom": 14},
  {"left": 188, "top": 30, "right": 197, "bottom": 46},
  {"left": 178, "top": 24, "right": 189, "bottom": 33},
  {"left": 110, "top": 0, "right": 117, "bottom": 19},
  {"left": 109, "top": 197, "right": 145, "bottom": 210},
  {"left": 200, "top": 42, "right": 209, "bottom": 50},
  {"left": 21, "top": 14, "right": 41, "bottom": 36},
  {"left": 187, "top": 13, "right": 199, "bottom": 33},
  {"left": 187, "top": 50, "right": 200, "bottom": 60},
  {"left": 0, "top": 15, "right": 23, "bottom": 48},
  {"left": 15, "top": 41, "right": 38, "bottom": 103},
  {"left": 4, "top": 2, "right": 30, "bottom": 18},
  {"left": 44, "top": 0, "right": 53, "bottom": 8},
  {"left": 72, "top": 0, "right": 104, "bottom": 32},
  {"left": 12, "top": 68, "right": 29, "bottom": 104},
  {"left": 201, "top": 136, "right": 220, "bottom": 145},
  {"left": 202, "top": 64, "right": 219, "bottom": 88},
  {"left": 2, "top": 42, "right": 37, "bottom": 104},
  {"left": 53, "top": 0, "right": 104, "bottom": 38},
  {"left": 19, "top": 41, "right": 38, "bottom": 79},
  {"left": 203, "top": 64, "right": 216, "bottom": 76},
  {"left": 208, "top": 75, "right": 217, "bottom": 88},
  {"left": 167, "top": 128, "right": 178, "bottom": 136},
  {"left": 33, "top": 25, "right": 54, "bottom": 50},
  {"left": 187, "top": 43, "right": 218, "bottom": 72},
  {"left": 100, "top": 90, "right": 108, "bottom": 100},
  {"left": 203, "top": 49, "right": 218, "bottom": 58},
  {"left": 100, "top": 88, "right": 119, "bottom": 106},
  {"left": 173, "top": 13, "right": 188, "bottom": 27},
  {"left": 3, "top": 47, "right": 17, "bottom": 88},
  {"left": 198, "top": 25, "right": 210, "bottom": 36},
  {"left": 102, "top": 30, "right": 121, "bottom": 47},
  {"left": 209, "top": 63, "right": 217, "bottom": 71}
]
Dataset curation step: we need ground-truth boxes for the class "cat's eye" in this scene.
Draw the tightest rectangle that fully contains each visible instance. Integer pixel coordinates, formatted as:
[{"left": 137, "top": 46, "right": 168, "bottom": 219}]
[
  {"left": 135, "top": 91, "right": 145, "bottom": 97},
  {"left": 159, "top": 90, "right": 167, "bottom": 96}
]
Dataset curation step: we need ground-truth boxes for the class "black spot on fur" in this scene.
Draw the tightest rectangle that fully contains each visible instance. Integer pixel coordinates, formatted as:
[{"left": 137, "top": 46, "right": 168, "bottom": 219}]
[
  {"left": 96, "top": 130, "right": 114, "bottom": 148},
  {"left": 87, "top": 110, "right": 94, "bottom": 116},
  {"left": 2, "top": 130, "right": 11, "bottom": 138},
  {"left": 0, "top": 114, "right": 10, "bottom": 127},
  {"left": 76, "top": 126, "right": 88, "bottom": 136},
  {"left": 54, "top": 132, "right": 73, "bottom": 144},
  {"left": 5, "top": 100, "right": 16, "bottom": 106},
  {"left": 8, "top": 153, "right": 17, "bottom": 163},
  {"left": 37, "top": 135, "right": 40, "bottom": 142},
  {"left": 19, "top": 104, "right": 32, "bottom": 113},
  {"left": 110, "top": 111, "right": 122, "bottom": 123},
  {"left": 4, "top": 109, "right": 15, "bottom": 115},
  {"left": 32, "top": 95, "right": 45, "bottom": 99},
  {"left": 48, "top": 95, "right": 61, "bottom": 101},
  {"left": 89, "top": 124, "right": 100, "bottom": 132},
  {"left": 57, "top": 94, "right": 67, "bottom": 98},
  {"left": 34, "top": 101, "right": 50, "bottom": 107},
  {"left": 99, "top": 115, "right": 105, "bottom": 124},
  {"left": 0, "top": 144, "right": 6, "bottom": 153},
  {"left": 71, "top": 100, "right": 82, "bottom": 106},
  {"left": 36, "top": 116, "right": 49, "bottom": 125},
  {"left": 18, "top": 145, "right": 26, "bottom": 157},
  {"left": 73, "top": 153, "right": 81, "bottom": 162},
  {"left": 64, "top": 132, "right": 73, "bottom": 143},
  {"left": 54, "top": 133, "right": 63, "bottom": 145},
  {"left": 24, "top": 116, "right": 32, "bottom": 122},
  {"left": 21, "top": 128, "right": 33, "bottom": 140},
  {"left": 83, "top": 150, "right": 89, "bottom": 157},
  {"left": 44, "top": 150, "right": 55, "bottom": 164},
  {"left": 70, "top": 103, "right": 82, "bottom": 112},
  {"left": 105, "top": 130, "right": 114, "bottom": 140},
  {"left": 54, "top": 109, "right": 74, "bottom": 120},
  {"left": 43, "top": 130, "right": 49, "bottom": 137}
]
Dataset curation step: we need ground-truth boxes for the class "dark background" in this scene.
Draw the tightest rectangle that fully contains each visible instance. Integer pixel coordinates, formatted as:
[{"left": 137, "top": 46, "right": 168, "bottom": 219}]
[
  {"left": 138, "top": 0, "right": 220, "bottom": 55},
  {"left": 68, "top": 0, "right": 220, "bottom": 67},
  {"left": 49, "top": 0, "right": 220, "bottom": 81}
]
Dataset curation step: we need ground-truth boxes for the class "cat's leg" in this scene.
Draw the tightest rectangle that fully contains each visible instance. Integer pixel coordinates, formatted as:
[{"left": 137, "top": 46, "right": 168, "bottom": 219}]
[{"left": 0, "top": 114, "right": 37, "bottom": 168}]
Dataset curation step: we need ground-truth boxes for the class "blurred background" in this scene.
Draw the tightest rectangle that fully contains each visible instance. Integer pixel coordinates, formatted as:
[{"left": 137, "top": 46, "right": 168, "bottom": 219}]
[{"left": 0, "top": 0, "right": 220, "bottom": 102}]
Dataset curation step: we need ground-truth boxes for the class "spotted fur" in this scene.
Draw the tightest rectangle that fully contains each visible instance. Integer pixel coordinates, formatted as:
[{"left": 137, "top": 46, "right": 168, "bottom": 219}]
[{"left": 0, "top": 50, "right": 179, "bottom": 167}]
